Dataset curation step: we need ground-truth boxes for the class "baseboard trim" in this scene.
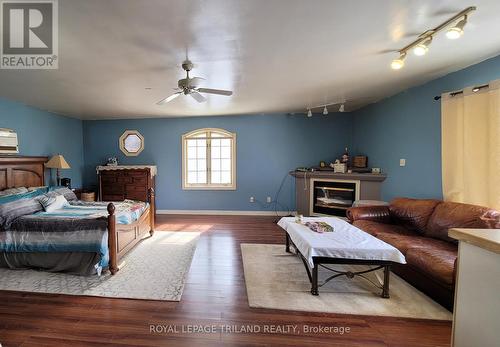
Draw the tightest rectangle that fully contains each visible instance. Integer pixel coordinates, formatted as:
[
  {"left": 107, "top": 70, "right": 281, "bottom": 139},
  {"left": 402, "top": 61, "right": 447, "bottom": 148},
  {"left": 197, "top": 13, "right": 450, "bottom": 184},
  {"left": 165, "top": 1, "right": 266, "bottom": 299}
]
[{"left": 157, "top": 209, "right": 295, "bottom": 216}]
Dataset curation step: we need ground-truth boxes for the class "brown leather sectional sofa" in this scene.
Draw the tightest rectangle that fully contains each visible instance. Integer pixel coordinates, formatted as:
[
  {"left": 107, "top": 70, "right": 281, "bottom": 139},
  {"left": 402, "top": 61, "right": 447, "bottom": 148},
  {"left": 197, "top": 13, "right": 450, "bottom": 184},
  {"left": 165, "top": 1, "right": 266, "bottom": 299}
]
[{"left": 347, "top": 197, "right": 497, "bottom": 311}]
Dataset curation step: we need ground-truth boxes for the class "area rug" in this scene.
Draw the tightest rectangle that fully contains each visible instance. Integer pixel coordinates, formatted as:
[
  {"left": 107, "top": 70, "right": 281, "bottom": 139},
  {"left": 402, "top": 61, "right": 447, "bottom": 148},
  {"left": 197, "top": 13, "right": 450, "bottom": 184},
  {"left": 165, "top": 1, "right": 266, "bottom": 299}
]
[
  {"left": 0, "top": 231, "right": 200, "bottom": 301},
  {"left": 241, "top": 244, "right": 452, "bottom": 320}
]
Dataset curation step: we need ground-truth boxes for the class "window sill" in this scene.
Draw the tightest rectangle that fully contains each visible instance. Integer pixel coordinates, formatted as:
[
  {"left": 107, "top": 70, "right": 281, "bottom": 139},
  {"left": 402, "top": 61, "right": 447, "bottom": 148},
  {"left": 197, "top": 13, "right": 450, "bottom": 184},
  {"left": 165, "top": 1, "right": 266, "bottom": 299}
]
[{"left": 182, "top": 185, "right": 237, "bottom": 191}]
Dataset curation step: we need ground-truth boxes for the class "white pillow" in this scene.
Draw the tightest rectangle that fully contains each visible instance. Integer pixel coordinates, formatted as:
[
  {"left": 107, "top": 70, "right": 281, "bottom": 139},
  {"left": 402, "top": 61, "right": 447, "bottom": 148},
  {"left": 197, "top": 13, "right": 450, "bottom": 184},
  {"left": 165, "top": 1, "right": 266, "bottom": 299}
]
[{"left": 43, "top": 194, "right": 68, "bottom": 212}]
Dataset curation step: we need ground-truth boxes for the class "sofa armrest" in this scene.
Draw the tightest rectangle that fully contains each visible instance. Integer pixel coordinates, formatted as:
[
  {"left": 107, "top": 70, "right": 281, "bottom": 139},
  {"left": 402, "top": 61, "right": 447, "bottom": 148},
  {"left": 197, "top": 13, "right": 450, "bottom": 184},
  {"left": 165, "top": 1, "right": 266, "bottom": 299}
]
[{"left": 346, "top": 206, "right": 392, "bottom": 224}]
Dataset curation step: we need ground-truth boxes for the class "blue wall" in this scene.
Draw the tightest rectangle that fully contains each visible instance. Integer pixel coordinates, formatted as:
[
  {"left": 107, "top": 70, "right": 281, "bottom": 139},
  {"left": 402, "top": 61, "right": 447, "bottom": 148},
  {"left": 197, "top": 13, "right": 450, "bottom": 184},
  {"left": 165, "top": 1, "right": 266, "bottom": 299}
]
[
  {"left": 83, "top": 113, "right": 353, "bottom": 211},
  {"left": 6, "top": 53, "right": 500, "bottom": 208},
  {"left": 353, "top": 54, "right": 500, "bottom": 202},
  {"left": 0, "top": 98, "right": 84, "bottom": 187}
]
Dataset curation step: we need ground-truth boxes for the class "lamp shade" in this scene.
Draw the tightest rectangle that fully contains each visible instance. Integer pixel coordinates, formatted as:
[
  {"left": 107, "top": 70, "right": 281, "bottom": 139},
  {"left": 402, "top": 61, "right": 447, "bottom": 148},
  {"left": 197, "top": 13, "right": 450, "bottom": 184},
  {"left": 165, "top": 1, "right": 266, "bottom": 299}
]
[{"left": 45, "top": 154, "right": 71, "bottom": 169}]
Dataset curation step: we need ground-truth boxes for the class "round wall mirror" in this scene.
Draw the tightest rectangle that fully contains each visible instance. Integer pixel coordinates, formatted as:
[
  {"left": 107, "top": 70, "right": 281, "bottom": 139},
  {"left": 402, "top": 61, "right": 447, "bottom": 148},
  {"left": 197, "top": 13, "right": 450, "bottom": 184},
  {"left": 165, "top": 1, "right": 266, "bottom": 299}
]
[{"left": 119, "top": 130, "right": 144, "bottom": 156}]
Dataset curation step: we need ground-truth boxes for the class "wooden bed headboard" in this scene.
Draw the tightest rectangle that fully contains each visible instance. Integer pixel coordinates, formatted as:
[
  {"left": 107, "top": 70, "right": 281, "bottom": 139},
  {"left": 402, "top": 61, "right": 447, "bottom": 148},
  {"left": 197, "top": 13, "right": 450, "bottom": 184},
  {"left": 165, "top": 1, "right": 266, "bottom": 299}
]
[{"left": 0, "top": 156, "right": 47, "bottom": 190}]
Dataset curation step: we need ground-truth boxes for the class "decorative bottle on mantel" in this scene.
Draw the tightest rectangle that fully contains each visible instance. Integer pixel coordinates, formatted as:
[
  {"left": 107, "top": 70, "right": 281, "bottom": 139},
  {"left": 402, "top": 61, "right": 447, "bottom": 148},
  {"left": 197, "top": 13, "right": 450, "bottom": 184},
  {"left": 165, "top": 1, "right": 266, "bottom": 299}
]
[{"left": 341, "top": 147, "right": 350, "bottom": 167}]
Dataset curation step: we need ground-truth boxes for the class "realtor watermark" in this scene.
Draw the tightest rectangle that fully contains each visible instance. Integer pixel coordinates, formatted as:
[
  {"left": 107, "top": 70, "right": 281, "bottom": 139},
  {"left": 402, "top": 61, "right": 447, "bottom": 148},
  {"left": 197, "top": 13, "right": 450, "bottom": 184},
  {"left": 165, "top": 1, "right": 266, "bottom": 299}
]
[
  {"left": 0, "top": 0, "right": 58, "bottom": 69},
  {"left": 150, "top": 324, "right": 351, "bottom": 336}
]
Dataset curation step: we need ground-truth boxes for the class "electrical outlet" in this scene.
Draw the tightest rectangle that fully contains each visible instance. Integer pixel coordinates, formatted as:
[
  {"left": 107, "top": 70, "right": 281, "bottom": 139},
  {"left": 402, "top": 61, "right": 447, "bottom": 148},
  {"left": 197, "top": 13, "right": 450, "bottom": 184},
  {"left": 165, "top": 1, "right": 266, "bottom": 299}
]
[
  {"left": 399, "top": 159, "right": 406, "bottom": 167},
  {"left": 266, "top": 196, "right": 272, "bottom": 203},
  {"left": 249, "top": 196, "right": 255, "bottom": 203}
]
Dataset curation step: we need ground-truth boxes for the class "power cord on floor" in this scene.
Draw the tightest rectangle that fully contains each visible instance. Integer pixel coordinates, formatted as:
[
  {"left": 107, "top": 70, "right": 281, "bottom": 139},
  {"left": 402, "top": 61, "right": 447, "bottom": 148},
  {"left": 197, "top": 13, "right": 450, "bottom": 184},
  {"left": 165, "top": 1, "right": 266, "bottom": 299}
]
[{"left": 250, "top": 171, "right": 294, "bottom": 223}]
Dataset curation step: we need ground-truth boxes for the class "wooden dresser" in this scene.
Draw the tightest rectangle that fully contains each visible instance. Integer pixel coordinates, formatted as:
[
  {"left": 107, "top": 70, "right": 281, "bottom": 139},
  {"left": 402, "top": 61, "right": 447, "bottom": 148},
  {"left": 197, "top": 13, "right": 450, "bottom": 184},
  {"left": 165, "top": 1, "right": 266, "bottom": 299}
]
[{"left": 97, "top": 165, "right": 157, "bottom": 203}]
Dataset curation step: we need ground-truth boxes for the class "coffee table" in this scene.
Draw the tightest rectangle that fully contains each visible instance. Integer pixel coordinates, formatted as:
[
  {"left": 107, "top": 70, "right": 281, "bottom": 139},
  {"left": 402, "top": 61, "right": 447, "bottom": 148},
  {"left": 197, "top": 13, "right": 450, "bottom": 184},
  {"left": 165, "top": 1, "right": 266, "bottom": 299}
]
[{"left": 277, "top": 217, "right": 406, "bottom": 297}]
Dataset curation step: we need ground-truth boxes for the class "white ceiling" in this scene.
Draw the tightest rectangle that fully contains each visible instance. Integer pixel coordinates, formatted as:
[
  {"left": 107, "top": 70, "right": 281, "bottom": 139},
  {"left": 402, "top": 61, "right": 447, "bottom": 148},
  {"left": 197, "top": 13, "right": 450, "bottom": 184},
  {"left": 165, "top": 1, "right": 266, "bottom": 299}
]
[{"left": 1, "top": 0, "right": 500, "bottom": 119}]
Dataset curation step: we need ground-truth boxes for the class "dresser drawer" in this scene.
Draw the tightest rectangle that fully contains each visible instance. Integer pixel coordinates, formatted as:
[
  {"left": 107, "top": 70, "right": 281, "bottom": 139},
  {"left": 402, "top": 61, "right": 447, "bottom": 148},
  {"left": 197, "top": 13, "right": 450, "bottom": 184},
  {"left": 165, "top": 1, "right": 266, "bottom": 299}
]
[
  {"left": 125, "top": 184, "right": 147, "bottom": 192},
  {"left": 117, "top": 176, "right": 133, "bottom": 184},
  {"left": 101, "top": 176, "right": 117, "bottom": 184},
  {"left": 131, "top": 177, "right": 147, "bottom": 186},
  {"left": 102, "top": 194, "right": 124, "bottom": 201},
  {"left": 102, "top": 185, "right": 124, "bottom": 194},
  {"left": 125, "top": 191, "right": 147, "bottom": 201}
]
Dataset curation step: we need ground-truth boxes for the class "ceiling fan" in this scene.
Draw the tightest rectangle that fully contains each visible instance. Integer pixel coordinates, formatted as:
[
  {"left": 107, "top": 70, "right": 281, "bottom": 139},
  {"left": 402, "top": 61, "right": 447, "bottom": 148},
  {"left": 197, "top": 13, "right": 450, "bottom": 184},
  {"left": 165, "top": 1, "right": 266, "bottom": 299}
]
[{"left": 157, "top": 60, "right": 233, "bottom": 104}]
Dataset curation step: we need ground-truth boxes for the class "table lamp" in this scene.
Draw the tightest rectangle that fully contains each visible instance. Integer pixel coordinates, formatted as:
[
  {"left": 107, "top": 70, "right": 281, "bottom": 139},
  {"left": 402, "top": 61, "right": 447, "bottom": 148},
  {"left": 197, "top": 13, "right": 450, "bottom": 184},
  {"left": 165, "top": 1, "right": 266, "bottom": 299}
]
[{"left": 45, "top": 154, "right": 71, "bottom": 186}]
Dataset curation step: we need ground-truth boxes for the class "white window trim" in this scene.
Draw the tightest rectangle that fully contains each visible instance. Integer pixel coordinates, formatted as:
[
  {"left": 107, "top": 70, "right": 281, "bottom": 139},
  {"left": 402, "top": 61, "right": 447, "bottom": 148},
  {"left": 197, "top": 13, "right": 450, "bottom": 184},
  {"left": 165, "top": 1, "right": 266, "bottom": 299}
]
[{"left": 182, "top": 128, "right": 237, "bottom": 190}]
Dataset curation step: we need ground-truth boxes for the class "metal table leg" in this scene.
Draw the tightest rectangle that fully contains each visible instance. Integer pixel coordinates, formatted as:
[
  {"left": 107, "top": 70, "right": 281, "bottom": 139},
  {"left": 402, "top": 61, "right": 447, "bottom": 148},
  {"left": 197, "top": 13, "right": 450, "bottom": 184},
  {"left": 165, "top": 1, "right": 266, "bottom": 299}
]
[{"left": 382, "top": 265, "right": 390, "bottom": 298}]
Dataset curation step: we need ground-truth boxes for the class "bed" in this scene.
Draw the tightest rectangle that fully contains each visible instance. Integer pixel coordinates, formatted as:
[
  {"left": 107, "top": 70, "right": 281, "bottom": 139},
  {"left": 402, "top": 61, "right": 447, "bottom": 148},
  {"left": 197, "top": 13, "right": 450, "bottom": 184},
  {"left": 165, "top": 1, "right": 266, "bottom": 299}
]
[{"left": 0, "top": 156, "right": 155, "bottom": 275}]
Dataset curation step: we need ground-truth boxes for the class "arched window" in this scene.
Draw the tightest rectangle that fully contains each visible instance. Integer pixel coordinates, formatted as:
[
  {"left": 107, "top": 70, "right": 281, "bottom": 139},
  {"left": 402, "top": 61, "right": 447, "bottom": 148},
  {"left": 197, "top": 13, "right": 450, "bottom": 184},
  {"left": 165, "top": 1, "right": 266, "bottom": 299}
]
[{"left": 182, "top": 128, "right": 236, "bottom": 190}]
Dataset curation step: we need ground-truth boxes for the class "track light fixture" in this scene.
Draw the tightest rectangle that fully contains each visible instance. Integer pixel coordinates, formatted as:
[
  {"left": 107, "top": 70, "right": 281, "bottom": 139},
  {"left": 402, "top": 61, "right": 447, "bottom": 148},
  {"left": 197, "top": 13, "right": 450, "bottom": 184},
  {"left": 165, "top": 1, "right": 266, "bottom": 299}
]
[
  {"left": 390, "top": 7, "right": 475, "bottom": 70},
  {"left": 413, "top": 37, "right": 432, "bottom": 56},
  {"left": 305, "top": 101, "right": 349, "bottom": 117},
  {"left": 446, "top": 16, "right": 467, "bottom": 39}
]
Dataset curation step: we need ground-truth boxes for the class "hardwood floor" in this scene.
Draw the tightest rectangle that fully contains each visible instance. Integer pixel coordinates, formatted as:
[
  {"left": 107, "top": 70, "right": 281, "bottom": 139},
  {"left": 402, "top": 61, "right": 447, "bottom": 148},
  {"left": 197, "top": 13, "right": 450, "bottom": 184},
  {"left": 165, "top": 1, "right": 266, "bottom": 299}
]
[{"left": 0, "top": 215, "right": 452, "bottom": 346}]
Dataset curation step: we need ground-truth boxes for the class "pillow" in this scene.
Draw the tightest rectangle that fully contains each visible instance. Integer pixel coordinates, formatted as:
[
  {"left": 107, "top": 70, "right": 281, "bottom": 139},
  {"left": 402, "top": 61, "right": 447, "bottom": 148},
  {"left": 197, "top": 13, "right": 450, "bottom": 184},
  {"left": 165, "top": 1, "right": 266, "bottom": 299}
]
[
  {"left": 0, "top": 187, "right": 48, "bottom": 205},
  {"left": 0, "top": 197, "right": 44, "bottom": 230},
  {"left": 0, "top": 187, "right": 28, "bottom": 197},
  {"left": 27, "top": 186, "right": 48, "bottom": 192},
  {"left": 40, "top": 194, "right": 68, "bottom": 212},
  {"left": 48, "top": 186, "right": 78, "bottom": 201},
  {"left": 39, "top": 195, "right": 56, "bottom": 210}
]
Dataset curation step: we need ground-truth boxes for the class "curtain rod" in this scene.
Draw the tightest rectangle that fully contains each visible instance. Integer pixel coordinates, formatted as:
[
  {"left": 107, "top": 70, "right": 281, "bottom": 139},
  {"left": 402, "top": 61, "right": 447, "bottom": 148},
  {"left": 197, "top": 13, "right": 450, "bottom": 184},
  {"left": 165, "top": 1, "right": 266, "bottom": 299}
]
[{"left": 434, "top": 84, "right": 489, "bottom": 100}]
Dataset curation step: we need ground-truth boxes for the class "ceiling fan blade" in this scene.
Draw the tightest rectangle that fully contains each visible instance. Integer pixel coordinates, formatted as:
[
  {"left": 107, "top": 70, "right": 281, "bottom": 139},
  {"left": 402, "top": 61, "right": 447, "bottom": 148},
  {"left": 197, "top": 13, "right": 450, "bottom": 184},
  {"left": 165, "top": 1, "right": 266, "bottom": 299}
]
[
  {"left": 190, "top": 92, "right": 206, "bottom": 103},
  {"left": 197, "top": 88, "right": 233, "bottom": 96},
  {"left": 157, "top": 92, "right": 182, "bottom": 105}
]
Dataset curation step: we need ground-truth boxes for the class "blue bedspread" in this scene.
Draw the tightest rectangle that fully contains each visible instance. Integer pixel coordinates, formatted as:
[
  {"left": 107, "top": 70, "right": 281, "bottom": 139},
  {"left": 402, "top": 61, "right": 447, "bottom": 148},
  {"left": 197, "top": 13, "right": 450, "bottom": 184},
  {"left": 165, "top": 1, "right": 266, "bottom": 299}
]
[
  {"left": 0, "top": 200, "right": 149, "bottom": 273},
  {"left": 36, "top": 200, "right": 148, "bottom": 225}
]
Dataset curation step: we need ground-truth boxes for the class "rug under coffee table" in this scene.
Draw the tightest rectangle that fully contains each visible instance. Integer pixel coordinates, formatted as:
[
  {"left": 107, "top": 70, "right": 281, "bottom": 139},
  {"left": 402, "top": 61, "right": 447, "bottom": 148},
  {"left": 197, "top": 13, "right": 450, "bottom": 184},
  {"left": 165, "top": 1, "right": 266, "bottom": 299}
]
[{"left": 277, "top": 217, "right": 406, "bottom": 297}]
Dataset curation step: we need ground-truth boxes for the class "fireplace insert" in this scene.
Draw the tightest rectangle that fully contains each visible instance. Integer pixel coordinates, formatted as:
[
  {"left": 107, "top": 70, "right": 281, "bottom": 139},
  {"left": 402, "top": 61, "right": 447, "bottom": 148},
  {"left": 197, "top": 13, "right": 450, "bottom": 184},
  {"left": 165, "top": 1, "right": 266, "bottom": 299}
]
[{"left": 312, "top": 180, "right": 357, "bottom": 216}]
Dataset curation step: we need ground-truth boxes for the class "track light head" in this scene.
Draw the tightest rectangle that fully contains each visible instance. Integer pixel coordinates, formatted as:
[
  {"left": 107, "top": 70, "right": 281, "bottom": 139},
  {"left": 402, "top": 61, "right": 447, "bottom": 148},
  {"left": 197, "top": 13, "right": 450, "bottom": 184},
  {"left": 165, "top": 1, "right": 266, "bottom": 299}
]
[
  {"left": 323, "top": 106, "right": 328, "bottom": 115},
  {"left": 391, "top": 52, "right": 406, "bottom": 70},
  {"left": 446, "top": 16, "right": 467, "bottom": 39},
  {"left": 307, "top": 109, "right": 312, "bottom": 118},
  {"left": 339, "top": 104, "right": 345, "bottom": 112},
  {"left": 413, "top": 37, "right": 432, "bottom": 56}
]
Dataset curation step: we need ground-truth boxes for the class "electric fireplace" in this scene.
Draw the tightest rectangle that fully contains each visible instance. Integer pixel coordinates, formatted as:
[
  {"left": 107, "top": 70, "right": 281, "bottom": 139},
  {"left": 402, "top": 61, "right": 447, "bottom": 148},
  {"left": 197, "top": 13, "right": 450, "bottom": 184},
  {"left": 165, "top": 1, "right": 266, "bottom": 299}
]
[{"left": 311, "top": 179, "right": 359, "bottom": 217}]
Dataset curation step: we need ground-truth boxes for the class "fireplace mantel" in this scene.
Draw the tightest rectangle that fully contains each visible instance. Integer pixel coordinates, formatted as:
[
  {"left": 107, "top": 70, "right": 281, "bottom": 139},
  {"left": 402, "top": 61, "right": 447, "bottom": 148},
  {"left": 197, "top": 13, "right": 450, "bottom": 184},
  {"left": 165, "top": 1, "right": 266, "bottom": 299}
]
[
  {"left": 290, "top": 170, "right": 387, "bottom": 181},
  {"left": 291, "top": 170, "right": 387, "bottom": 217}
]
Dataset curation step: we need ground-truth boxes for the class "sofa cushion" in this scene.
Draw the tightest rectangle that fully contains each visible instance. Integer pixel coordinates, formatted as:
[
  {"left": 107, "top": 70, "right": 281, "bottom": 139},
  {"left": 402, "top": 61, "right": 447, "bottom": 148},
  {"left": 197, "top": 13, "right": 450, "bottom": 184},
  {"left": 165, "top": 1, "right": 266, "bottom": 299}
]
[
  {"left": 347, "top": 206, "right": 392, "bottom": 224},
  {"left": 425, "top": 201, "right": 495, "bottom": 243},
  {"left": 389, "top": 198, "right": 441, "bottom": 234},
  {"left": 375, "top": 232, "right": 456, "bottom": 255},
  {"left": 353, "top": 220, "right": 415, "bottom": 237},
  {"left": 406, "top": 246, "right": 457, "bottom": 286}
]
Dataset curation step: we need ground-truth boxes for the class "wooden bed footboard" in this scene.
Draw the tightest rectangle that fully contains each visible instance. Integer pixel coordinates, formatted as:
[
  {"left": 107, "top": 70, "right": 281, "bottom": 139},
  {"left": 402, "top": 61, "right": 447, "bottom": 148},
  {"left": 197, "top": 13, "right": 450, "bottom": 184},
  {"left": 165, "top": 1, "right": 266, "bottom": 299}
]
[{"left": 107, "top": 188, "right": 155, "bottom": 275}]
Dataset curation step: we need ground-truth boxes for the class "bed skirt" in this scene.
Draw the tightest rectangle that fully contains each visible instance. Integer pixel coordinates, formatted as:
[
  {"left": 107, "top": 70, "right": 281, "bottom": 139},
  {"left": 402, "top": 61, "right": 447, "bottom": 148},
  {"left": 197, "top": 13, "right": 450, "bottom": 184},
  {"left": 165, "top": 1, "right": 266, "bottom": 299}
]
[{"left": 0, "top": 252, "right": 102, "bottom": 276}]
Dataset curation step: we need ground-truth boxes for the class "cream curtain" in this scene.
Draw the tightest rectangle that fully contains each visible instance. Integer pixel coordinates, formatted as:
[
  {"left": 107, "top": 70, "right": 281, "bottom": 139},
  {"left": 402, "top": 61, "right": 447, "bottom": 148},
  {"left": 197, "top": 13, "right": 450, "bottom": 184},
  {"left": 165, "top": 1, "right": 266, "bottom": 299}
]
[{"left": 441, "top": 79, "right": 500, "bottom": 210}]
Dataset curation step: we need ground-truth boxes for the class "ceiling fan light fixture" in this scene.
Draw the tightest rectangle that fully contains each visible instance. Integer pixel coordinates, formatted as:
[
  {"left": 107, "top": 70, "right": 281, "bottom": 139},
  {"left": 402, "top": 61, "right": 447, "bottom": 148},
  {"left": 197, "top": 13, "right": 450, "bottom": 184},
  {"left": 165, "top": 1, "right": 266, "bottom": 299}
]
[
  {"left": 391, "top": 52, "right": 406, "bottom": 70},
  {"left": 157, "top": 60, "right": 233, "bottom": 105},
  {"left": 323, "top": 106, "right": 328, "bottom": 115},
  {"left": 307, "top": 109, "right": 312, "bottom": 118},
  {"left": 413, "top": 37, "right": 432, "bottom": 56},
  {"left": 446, "top": 16, "right": 467, "bottom": 39}
]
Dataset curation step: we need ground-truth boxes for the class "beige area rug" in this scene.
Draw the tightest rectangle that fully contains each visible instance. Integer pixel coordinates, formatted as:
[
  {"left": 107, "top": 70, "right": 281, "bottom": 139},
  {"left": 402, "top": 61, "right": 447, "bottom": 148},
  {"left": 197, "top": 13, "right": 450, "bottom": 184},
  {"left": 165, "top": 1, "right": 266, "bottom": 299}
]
[
  {"left": 241, "top": 244, "right": 452, "bottom": 320},
  {"left": 0, "top": 231, "right": 200, "bottom": 301}
]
